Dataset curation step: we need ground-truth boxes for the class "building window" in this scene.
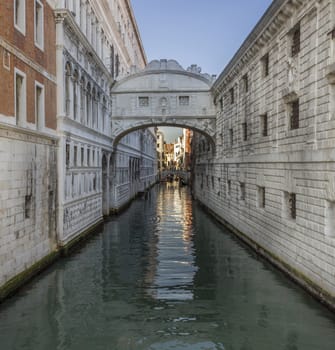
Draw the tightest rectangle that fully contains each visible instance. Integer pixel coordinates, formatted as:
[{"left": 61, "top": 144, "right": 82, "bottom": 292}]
[
  {"left": 87, "top": 148, "right": 90, "bottom": 166},
  {"left": 179, "top": 96, "right": 190, "bottom": 106},
  {"left": 229, "top": 87, "right": 234, "bottom": 104},
  {"left": 211, "top": 176, "right": 214, "bottom": 189},
  {"left": 240, "top": 182, "right": 246, "bottom": 201},
  {"left": 242, "top": 74, "right": 249, "bottom": 93},
  {"left": 15, "top": 68, "right": 26, "bottom": 126},
  {"left": 220, "top": 97, "right": 224, "bottom": 111},
  {"left": 14, "top": 0, "right": 26, "bottom": 35},
  {"left": 258, "top": 186, "right": 265, "bottom": 208},
  {"left": 115, "top": 54, "right": 120, "bottom": 78},
  {"left": 261, "top": 53, "right": 269, "bottom": 77},
  {"left": 260, "top": 113, "right": 268, "bottom": 136},
  {"left": 284, "top": 192, "right": 296, "bottom": 220},
  {"left": 229, "top": 128, "right": 233, "bottom": 146},
  {"left": 289, "top": 99, "right": 299, "bottom": 130},
  {"left": 35, "top": 82, "right": 44, "bottom": 130},
  {"left": 325, "top": 200, "right": 335, "bottom": 237},
  {"left": 73, "top": 146, "right": 77, "bottom": 167},
  {"left": 34, "top": 0, "right": 44, "bottom": 50},
  {"left": 139, "top": 96, "right": 149, "bottom": 107},
  {"left": 227, "top": 179, "right": 231, "bottom": 196},
  {"left": 81, "top": 147, "right": 84, "bottom": 166},
  {"left": 242, "top": 122, "right": 248, "bottom": 141},
  {"left": 25, "top": 194, "right": 32, "bottom": 219},
  {"left": 65, "top": 144, "right": 70, "bottom": 167},
  {"left": 291, "top": 23, "right": 300, "bottom": 57}
]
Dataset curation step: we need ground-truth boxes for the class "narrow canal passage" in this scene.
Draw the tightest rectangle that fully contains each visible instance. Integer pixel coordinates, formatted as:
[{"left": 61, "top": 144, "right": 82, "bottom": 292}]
[{"left": 1, "top": 184, "right": 335, "bottom": 350}]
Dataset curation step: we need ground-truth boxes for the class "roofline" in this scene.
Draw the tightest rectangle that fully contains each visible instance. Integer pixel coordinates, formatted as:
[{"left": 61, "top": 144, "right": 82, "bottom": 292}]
[
  {"left": 113, "top": 69, "right": 213, "bottom": 90},
  {"left": 212, "top": 0, "right": 287, "bottom": 91},
  {"left": 126, "top": 0, "right": 147, "bottom": 65}
]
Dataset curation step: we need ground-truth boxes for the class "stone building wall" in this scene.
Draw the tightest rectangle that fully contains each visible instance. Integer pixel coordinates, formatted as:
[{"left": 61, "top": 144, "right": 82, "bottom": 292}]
[
  {"left": 193, "top": 0, "right": 335, "bottom": 306},
  {"left": 0, "top": 0, "right": 58, "bottom": 294}
]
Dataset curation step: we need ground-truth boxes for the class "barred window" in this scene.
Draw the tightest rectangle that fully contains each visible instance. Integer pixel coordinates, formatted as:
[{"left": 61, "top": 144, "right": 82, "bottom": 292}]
[
  {"left": 242, "top": 122, "right": 248, "bottom": 141},
  {"left": 289, "top": 193, "right": 296, "bottom": 219},
  {"left": 258, "top": 187, "right": 265, "bottom": 208},
  {"left": 260, "top": 113, "right": 268, "bottom": 136},
  {"left": 290, "top": 99, "right": 299, "bottom": 130},
  {"left": 220, "top": 97, "right": 224, "bottom": 111},
  {"left": 284, "top": 192, "right": 297, "bottom": 220},
  {"left": 66, "top": 144, "right": 70, "bottom": 167},
  {"left": 261, "top": 53, "right": 269, "bottom": 77},
  {"left": 139, "top": 96, "right": 149, "bottom": 107},
  {"left": 229, "top": 87, "right": 234, "bottom": 104},
  {"left": 179, "top": 96, "right": 190, "bottom": 106},
  {"left": 240, "top": 182, "right": 246, "bottom": 201},
  {"left": 242, "top": 74, "right": 249, "bottom": 92},
  {"left": 229, "top": 128, "right": 233, "bottom": 146},
  {"left": 291, "top": 23, "right": 300, "bottom": 57}
]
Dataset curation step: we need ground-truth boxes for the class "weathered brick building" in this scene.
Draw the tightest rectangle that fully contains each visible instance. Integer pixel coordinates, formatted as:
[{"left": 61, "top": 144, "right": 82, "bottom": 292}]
[
  {"left": 0, "top": 0, "right": 157, "bottom": 299},
  {"left": 0, "top": 0, "right": 58, "bottom": 295}
]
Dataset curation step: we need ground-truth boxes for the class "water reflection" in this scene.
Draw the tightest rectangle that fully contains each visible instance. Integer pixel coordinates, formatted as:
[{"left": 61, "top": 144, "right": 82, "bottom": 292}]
[
  {"left": 0, "top": 184, "right": 334, "bottom": 350},
  {"left": 147, "top": 183, "right": 197, "bottom": 301}
]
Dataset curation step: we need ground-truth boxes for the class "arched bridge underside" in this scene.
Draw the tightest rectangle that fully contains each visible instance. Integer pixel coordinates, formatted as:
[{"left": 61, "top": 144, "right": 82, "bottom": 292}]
[{"left": 111, "top": 60, "right": 216, "bottom": 146}]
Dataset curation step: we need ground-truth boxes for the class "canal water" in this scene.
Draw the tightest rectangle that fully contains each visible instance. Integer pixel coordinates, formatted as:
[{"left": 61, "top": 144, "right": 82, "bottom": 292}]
[{"left": 0, "top": 184, "right": 335, "bottom": 350}]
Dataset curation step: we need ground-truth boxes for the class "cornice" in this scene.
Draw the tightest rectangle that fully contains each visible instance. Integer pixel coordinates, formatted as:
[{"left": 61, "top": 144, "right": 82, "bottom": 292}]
[
  {"left": 113, "top": 69, "right": 213, "bottom": 91},
  {"left": 212, "top": 0, "right": 307, "bottom": 96},
  {"left": 54, "top": 9, "right": 114, "bottom": 86},
  {"left": 124, "top": 0, "right": 147, "bottom": 65}
]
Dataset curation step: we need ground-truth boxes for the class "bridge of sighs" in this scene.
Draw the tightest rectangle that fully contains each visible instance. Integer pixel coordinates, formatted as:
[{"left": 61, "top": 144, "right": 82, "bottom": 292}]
[{"left": 111, "top": 59, "right": 217, "bottom": 147}]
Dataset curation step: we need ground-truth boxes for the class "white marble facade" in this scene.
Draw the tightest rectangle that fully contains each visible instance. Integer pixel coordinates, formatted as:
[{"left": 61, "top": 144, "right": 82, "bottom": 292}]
[{"left": 54, "top": 0, "right": 156, "bottom": 245}]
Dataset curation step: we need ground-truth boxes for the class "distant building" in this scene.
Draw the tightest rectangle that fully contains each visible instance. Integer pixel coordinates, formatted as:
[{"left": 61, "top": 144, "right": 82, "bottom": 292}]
[
  {"left": 164, "top": 143, "right": 175, "bottom": 169},
  {"left": 183, "top": 129, "right": 193, "bottom": 170},
  {"left": 174, "top": 135, "right": 184, "bottom": 170},
  {"left": 156, "top": 130, "right": 165, "bottom": 170}
]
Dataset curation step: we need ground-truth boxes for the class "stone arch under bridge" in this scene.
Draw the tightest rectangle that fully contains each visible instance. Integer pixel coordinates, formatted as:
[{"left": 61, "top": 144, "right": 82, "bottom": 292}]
[{"left": 111, "top": 59, "right": 217, "bottom": 146}]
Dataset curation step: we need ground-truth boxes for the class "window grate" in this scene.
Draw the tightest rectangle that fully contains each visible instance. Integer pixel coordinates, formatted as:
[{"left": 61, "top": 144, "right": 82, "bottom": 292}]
[
  {"left": 289, "top": 193, "right": 296, "bottom": 219},
  {"left": 290, "top": 99, "right": 299, "bottom": 130},
  {"left": 261, "top": 53, "right": 269, "bottom": 77},
  {"left": 291, "top": 24, "right": 300, "bottom": 57},
  {"left": 230, "top": 88, "right": 234, "bottom": 104},
  {"left": 242, "top": 122, "right": 247, "bottom": 141}
]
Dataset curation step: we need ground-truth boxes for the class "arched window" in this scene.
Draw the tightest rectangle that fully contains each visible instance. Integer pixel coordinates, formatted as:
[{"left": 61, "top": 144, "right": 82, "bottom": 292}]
[
  {"left": 115, "top": 54, "right": 120, "bottom": 78},
  {"left": 73, "top": 70, "right": 79, "bottom": 120},
  {"left": 65, "top": 62, "right": 72, "bottom": 116},
  {"left": 102, "top": 97, "right": 107, "bottom": 131},
  {"left": 86, "top": 82, "right": 91, "bottom": 126},
  {"left": 110, "top": 45, "right": 114, "bottom": 78},
  {"left": 92, "top": 87, "right": 97, "bottom": 129},
  {"left": 80, "top": 76, "right": 86, "bottom": 124}
]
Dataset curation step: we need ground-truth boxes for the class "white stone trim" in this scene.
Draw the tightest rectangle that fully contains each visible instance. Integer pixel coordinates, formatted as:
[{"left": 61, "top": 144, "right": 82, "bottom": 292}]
[
  {"left": 14, "top": 0, "right": 26, "bottom": 36},
  {"left": 14, "top": 67, "right": 27, "bottom": 127},
  {"left": 35, "top": 80, "right": 45, "bottom": 130},
  {"left": 34, "top": 0, "right": 44, "bottom": 51},
  {"left": 0, "top": 37, "right": 56, "bottom": 83},
  {"left": 0, "top": 114, "right": 16, "bottom": 126}
]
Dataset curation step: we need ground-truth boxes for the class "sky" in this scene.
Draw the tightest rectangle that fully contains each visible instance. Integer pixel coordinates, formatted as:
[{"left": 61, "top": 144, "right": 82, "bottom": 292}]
[{"left": 130, "top": 0, "right": 273, "bottom": 142}]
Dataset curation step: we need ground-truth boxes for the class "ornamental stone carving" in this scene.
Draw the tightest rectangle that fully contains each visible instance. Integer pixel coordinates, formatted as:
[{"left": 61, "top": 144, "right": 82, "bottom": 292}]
[{"left": 111, "top": 60, "right": 217, "bottom": 145}]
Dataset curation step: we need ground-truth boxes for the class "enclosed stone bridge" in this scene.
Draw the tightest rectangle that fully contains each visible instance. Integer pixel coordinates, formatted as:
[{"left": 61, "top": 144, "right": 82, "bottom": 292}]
[{"left": 111, "top": 59, "right": 217, "bottom": 146}]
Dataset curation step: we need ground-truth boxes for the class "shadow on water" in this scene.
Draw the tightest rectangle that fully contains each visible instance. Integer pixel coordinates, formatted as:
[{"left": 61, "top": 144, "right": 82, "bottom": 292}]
[{"left": 0, "top": 184, "right": 335, "bottom": 350}]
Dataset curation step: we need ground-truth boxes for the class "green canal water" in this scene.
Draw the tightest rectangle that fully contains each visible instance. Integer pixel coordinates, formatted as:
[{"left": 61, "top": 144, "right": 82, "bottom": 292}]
[{"left": 0, "top": 183, "right": 335, "bottom": 350}]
